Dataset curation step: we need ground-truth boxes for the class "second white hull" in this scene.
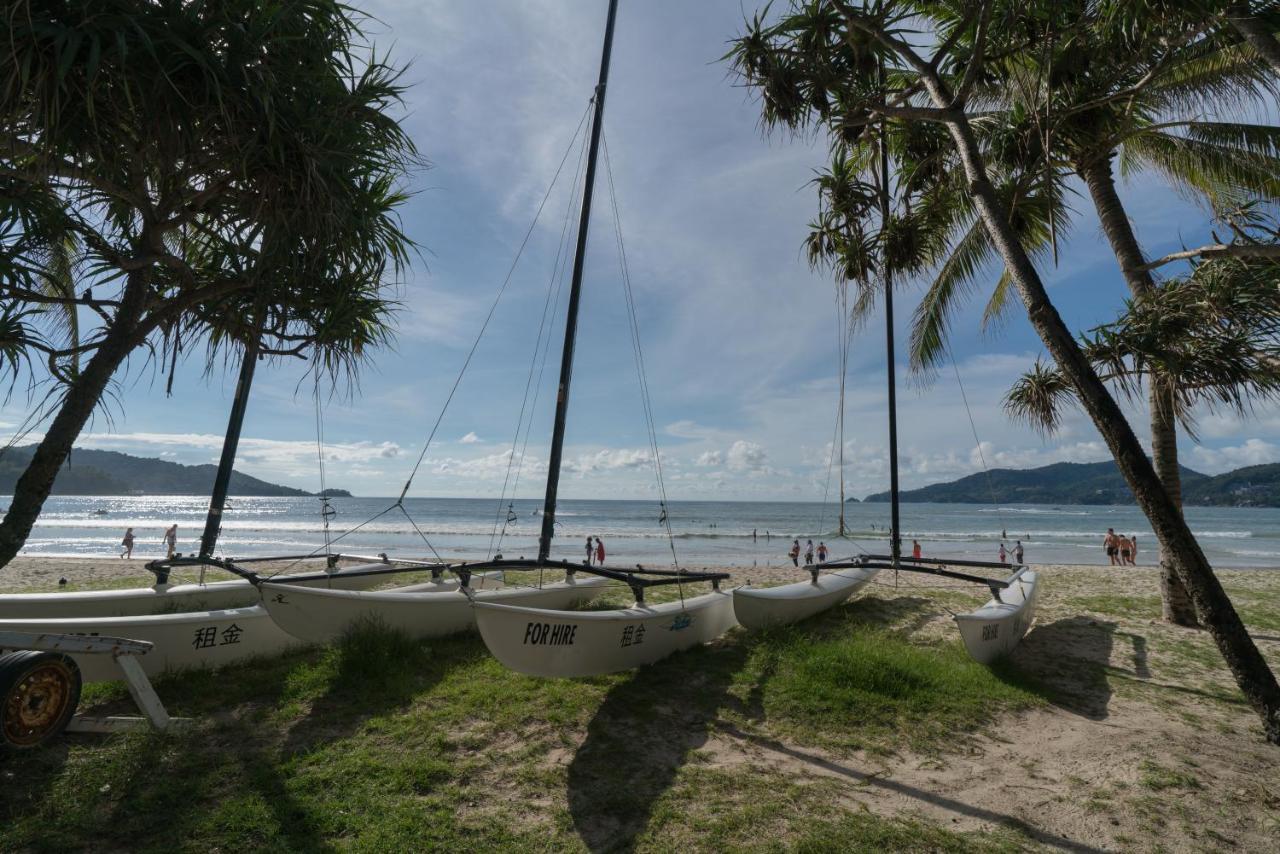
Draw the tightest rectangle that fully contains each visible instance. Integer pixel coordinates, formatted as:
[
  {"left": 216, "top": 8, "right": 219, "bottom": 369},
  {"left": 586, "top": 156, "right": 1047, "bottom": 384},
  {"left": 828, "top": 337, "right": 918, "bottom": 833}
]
[
  {"left": 954, "top": 570, "right": 1040, "bottom": 664},
  {"left": 259, "top": 575, "right": 609, "bottom": 644},
  {"left": 0, "top": 562, "right": 396, "bottom": 620},
  {"left": 733, "top": 565, "right": 879, "bottom": 629}
]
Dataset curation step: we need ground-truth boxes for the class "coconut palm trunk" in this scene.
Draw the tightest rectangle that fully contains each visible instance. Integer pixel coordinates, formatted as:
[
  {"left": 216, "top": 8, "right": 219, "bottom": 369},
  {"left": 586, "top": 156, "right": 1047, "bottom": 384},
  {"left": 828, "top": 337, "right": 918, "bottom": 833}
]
[
  {"left": 0, "top": 266, "right": 152, "bottom": 568},
  {"left": 942, "top": 113, "right": 1280, "bottom": 744},
  {"left": 1078, "top": 154, "right": 1200, "bottom": 626}
]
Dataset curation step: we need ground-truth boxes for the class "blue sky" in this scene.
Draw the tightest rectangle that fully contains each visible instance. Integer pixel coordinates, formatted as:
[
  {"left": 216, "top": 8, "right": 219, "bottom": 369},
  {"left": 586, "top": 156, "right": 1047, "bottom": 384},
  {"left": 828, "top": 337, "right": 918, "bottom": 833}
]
[{"left": 5, "top": 0, "right": 1279, "bottom": 500}]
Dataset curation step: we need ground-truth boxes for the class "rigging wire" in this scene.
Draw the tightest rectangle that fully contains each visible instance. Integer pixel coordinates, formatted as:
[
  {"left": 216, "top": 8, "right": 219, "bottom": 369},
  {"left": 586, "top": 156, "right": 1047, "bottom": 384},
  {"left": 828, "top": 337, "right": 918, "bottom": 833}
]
[
  {"left": 395, "top": 100, "right": 594, "bottom": 505},
  {"left": 601, "top": 129, "right": 683, "bottom": 602},
  {"left": 313, "top": 370, "right": 334, "bottom": 562},
  {"left": 945, "top": 343, "right": 1008, "bottom": 540},
  {"left": 488, "top": 111, "right": 593, "bottom": 557}
]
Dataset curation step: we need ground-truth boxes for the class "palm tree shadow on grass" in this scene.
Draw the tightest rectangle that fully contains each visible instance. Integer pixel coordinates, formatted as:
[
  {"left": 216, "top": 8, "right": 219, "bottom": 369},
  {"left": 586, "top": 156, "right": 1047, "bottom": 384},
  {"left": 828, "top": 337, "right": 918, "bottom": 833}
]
[{"left": 567, "top": 639, "right": 747, "bottom": 854}]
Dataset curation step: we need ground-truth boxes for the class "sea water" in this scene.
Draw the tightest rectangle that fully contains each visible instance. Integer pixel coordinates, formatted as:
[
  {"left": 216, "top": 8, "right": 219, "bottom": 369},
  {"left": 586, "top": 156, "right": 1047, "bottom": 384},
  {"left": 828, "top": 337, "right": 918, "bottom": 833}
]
[{"left": 8, "top": 494, "right": 1280, "bottom": 570}]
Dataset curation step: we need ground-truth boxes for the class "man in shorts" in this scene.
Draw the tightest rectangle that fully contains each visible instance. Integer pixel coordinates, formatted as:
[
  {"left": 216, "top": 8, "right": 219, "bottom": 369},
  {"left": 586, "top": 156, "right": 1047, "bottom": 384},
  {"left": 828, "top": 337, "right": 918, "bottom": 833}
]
[{"left": 1103, "top": 528, "right": 1120, "bottom": 566}]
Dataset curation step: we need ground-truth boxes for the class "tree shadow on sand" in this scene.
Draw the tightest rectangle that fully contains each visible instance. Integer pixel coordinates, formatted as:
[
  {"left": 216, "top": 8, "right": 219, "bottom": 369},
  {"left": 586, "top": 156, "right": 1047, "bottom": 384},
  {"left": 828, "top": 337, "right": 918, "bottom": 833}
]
[{"left": 1003, "top": 616, "right": 1151, "bottom": 719}]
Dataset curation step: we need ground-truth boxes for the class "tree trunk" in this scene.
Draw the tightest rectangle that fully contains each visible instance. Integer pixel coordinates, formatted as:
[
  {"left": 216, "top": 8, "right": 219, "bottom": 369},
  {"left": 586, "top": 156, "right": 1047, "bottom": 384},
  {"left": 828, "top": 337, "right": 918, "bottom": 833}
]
[
  {"left": 941, "top": 112, "right": 1280, "bottom": 744},
  {"left": 1227, "top": 3, "right": 1280, "bottom": 76},
  {"left": 0, "top": 268, "right": 152, "bottom": 569},
  {"left": 1079, "top": 156, "right": 1200, "bottom": 626}
]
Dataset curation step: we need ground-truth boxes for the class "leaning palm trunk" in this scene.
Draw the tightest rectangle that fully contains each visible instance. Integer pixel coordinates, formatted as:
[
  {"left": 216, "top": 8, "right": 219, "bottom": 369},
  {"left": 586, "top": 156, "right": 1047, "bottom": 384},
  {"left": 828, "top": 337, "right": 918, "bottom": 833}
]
[
  {"left": 942, "top": 113, "right": 1280, "bottom": 744},
  {"left": 1079, "top": 155, "right": 1200, "bottom": 626},
  {"left": 1226, "top": 3, "right": 1280, "bottom": 76},
  {"left": 0, "top": 268, "right": 152, "bottom": 568}
]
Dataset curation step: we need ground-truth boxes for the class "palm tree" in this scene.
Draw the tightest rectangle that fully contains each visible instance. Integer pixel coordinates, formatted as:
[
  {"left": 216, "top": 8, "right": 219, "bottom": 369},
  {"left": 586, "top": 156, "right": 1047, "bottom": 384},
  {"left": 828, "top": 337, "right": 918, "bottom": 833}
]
[
  {"left": 728, "top": 0, "right": 1280, "bottom": 743},
  {"left": 0, "top": 0, "right": 418, "bottom": 568},
  {"left": 895, "top": 1, "right": 1280, "bottom": 625}
]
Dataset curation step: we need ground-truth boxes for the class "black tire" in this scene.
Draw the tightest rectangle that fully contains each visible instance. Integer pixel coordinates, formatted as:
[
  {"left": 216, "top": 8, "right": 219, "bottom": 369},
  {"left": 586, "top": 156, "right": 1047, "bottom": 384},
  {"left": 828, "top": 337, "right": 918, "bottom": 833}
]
[{"left": 0, "top": 650, "right": 82, "bottom": 750}]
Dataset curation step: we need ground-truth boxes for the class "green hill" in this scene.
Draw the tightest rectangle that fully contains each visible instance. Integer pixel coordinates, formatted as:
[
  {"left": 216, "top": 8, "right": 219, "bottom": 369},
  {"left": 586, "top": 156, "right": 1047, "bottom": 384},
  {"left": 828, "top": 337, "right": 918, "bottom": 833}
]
[
  {"left": 863, "top": 460, "right": 1280, "bottom": 507},
  {"left": 0, "top": 446, "right": 318, "bottom": 496}
]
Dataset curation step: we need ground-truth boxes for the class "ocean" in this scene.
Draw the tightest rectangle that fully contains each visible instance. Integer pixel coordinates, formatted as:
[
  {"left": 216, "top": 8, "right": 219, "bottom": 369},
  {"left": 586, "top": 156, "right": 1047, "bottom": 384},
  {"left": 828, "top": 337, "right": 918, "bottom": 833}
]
[{"left": 9, "top": 494, "right": 1280, "bottom": 570}]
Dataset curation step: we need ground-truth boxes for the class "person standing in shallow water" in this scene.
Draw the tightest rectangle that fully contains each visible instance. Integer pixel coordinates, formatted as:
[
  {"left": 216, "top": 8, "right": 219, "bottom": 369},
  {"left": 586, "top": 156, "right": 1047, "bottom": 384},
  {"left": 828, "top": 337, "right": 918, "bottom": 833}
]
[
  {"left": 998, "top": 542, "right": 1007, "bottom": 563},
  {"left": 121, "top": 527, "right": 135, "bottom": 559},
  {"left": 1103, "top": 528, "right": 1120, "bottom": 566},
  {"left": 595, "top": 537, "right": 605, "bottom": 566},
  {"left": 816, "top": 541, "right": 828, "bottom": 563},
  {"left": 584, "top": 536, "right": 594, "bottom": 566},
  {"left": 1120, "top": 535, "right": 1132, "bottom": 566},
  {"left": 912, "top": 539, "right": 921, "bottom": 560},
  {"left": 804, "top": 539, "right": 814, "bottom": 566},
  {"left": 788, "top": 539, "right": 800, "bottom": 567},
  {"left": 1014, "top": 540, "right": 1024, "bottom": 564},
  {"left": 163, "top": 524, "right": 178, "bottom": 559}
]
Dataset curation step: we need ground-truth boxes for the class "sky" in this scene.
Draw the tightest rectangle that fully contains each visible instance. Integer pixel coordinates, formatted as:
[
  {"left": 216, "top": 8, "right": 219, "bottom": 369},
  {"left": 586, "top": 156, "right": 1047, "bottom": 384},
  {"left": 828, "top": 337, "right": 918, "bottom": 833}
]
[{"left": 4, "top": 0, "right": 1279, "bottom": 502}]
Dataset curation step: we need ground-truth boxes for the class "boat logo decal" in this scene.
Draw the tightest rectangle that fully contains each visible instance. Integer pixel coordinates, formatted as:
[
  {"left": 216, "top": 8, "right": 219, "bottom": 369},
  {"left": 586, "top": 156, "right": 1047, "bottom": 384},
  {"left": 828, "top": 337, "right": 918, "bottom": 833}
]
[
  {"left": 619, "top": 624, "right": 646, "bottom": 648},
  {"left": 982, "top": 624, "right": 999, "bottom": 642},
  {"left": 666, "top": 614, "right": 694, "bottom": 632},
  {"left": 270, "top": 592, "right": 289, "bottom": 605},
  {"left": 523, "top": 621, "right": 578, "bottom": 647},
  {"left": 192, "top": 623, "right": 244, "bottom": 649}
]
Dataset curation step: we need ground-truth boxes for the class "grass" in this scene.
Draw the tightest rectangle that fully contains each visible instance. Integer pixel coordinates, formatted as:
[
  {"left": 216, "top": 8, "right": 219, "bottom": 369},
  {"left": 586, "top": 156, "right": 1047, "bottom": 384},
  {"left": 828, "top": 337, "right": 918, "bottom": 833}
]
[
  {"left": 1138, "top": 760, "right": 1203, "bottom": 792},
  {"left": 0, "top": 594, "right": 1046, "bottom": 852}
]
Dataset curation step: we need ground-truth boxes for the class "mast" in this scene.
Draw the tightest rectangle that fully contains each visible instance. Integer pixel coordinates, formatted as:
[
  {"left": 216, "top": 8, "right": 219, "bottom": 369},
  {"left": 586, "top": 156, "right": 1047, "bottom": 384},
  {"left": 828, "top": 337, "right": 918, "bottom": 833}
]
[
  {"left": 199, "top": 331, "right": 262, "bottom": 559},
  {"left": 878, "top": 59, "right": 901, "bottom": 567},
  {"left": 538, "top": 0, "right": 620, "bottom": 562}
]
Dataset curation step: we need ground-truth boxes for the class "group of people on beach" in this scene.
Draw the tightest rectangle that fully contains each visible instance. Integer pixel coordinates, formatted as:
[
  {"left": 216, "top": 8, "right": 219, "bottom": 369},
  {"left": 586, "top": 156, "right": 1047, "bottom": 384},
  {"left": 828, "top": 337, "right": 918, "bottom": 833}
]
[
  {"left": 1103, "top": 528, "right": 1138, "bottom": 566},
  {"left": 583, "top": 536, "right": 606, "bottom": 566},
  {"left": 787, "top": 538, "right": 829, "bottom": 566},
  {"left": 118, "top": 524, "right": 179, "bottom": 560}
]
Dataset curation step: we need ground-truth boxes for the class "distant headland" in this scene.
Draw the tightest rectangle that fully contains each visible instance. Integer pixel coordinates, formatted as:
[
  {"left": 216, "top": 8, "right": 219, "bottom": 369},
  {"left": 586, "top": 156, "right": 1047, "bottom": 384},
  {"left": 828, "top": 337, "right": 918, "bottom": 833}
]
[{"left": 0, "top": 445, "right": 347, "bottom": 498}]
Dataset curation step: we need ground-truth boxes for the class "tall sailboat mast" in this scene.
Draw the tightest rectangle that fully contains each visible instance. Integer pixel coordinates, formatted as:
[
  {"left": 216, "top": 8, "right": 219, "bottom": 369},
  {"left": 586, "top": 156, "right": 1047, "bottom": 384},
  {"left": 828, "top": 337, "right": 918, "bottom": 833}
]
[
  {"left": 878, "top": 62, "right": 901, "bottom": 567},
  {"left": 538, "top": 0, "right": 620, "bottom": 562},
  {"left": 199, "top": 331, "right": 262, "bottom": 559}
]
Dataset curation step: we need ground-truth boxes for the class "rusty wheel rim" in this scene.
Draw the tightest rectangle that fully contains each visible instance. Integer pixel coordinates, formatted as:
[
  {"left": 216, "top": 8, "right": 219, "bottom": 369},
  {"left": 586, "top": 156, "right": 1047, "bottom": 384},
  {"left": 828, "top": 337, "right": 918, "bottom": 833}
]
[{"left": 3, "top": 660, "right": 75, "bottom": 747}]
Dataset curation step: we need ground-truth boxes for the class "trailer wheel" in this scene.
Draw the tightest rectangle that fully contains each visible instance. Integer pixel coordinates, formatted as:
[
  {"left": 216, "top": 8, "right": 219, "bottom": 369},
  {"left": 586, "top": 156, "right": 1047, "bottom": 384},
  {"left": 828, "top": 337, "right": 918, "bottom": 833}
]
[{"left": 0, "top": 651, "right": 82, "bottom": 749}]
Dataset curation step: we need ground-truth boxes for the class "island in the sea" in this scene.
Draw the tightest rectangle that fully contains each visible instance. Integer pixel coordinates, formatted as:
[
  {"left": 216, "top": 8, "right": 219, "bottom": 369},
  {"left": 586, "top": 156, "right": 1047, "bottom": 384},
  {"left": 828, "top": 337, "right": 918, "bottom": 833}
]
[{"left": 0, "top": 445, "right": 349, "bottom": 497}]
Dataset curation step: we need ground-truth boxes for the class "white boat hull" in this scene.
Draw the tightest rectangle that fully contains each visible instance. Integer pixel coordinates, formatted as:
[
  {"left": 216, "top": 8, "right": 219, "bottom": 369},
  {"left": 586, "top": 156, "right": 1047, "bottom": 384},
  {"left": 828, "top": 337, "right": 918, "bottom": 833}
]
[
  {"left": 0, "top": 562, "right": 396, "bottom": 620},
  {"left": 733, "top": 565, "right": 880, "bottom": 629},
  {"left": 0, "top": 605, "right": 296, "bottom": 683},
  {"left": 474, "top": 589, "right": 739, "bottom": 678},
  {"left": 954, "top": 570, "right": 1040, "bottom": 664},
  {"left": 259, "top": 575, "right": 608, "bottom": 644}
]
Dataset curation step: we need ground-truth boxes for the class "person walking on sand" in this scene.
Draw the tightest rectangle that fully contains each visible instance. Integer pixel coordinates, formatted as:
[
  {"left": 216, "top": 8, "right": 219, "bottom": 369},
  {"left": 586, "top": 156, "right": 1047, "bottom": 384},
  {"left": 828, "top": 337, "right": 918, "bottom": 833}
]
[
  {"left": 584, "top": 536, "right": 594, "bottom": 566},
  {"left": 1119, "top": 535, "right": 1132, "bottom": 566},
  {"left": 788, "top": 539, "right": 800, "bottom": 567},
  {"left": 1103, "top": 528, "right": 1120, "bottom": 566},
  {"left": 817, "top": 541, "right": 828, "bottom": 563},
  {"left": 912, "top": 539, "right": 921, "bottom": 560},
  {"left": 120, "top": 527, "right": 135, "bottom": 559},
  {"left": 1014, "top": 540, "right": 1024, "bottom": 564},
  {"left": 804, "top": 539, "right": 814, "bottom": 566},
  {"left": 163, "top": 524, "right": 178, "bottom": 559},
  {"left": 998, "top": 542, "right": 1007, "bottom": 563},
  {"left": 1129, "top": 536, "right": 1138, "bottom": 566},
  {"left": 595, "top": 536, "right": 605, "bottom": 566}
]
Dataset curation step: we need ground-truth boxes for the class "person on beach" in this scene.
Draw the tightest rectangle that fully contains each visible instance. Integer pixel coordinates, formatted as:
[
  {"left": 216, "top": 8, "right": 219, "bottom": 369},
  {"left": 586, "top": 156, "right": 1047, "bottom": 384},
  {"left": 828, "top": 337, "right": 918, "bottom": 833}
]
[
  {"left": 912, "top": 539, "right": 921, "bottom": 560},
  {"left": 1103, "top": 528, "right": 1120, "bottom": 566},
  {"left": 788, "top": 539, "right": 800, "bottom": 567},
  {"left": 584, "top": 536, "right": 594, "bottom": 566},
  {"left": 804, "top": 539, "right": 814, "bottom": 566},
  {"left": 817, "top": 542, "right": 828, "bottom": 563},
  {"left": 1014, "top": 540, "right": 1024, "bottom": 564},
  {"left": 163, "top": 524, "right": 178, "bottom": 559},
  {"left": 120, "top": 527, "right": 135, "bottom": 559},
  {"left": 595, "top": 537, "right": 605, "bottom": 566},
  {"left": 1119, "top": 535, "right": 1132, "bottom": 566},
  {"left": 752, "top": 529, "right": 757, "bottom": 543},
  {"left": 1129, "top": 536, "right": 1138, "bottom": 566},
  {"left": 998, "top": 542, "right": 1007, "bottom": 563}
]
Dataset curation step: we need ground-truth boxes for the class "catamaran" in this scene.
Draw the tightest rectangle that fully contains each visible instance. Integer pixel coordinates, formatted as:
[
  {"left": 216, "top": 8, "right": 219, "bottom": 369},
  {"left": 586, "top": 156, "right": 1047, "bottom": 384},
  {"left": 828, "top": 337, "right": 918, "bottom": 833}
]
[{"left": 730, "top": 42, "right": 1039, "bottom": 658}]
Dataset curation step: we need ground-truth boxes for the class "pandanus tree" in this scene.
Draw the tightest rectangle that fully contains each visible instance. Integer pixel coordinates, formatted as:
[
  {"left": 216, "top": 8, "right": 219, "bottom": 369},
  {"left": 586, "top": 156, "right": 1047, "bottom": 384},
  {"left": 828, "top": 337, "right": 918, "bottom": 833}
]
[
  {"left": 891, "top": 1, "right": 1280, "bottom": 625},
  {"left": 728, "top": 0, "right": 1280, "bottom": 742},
  {"left": 0, "top": 0, "right": 417, "bottom": 568}
]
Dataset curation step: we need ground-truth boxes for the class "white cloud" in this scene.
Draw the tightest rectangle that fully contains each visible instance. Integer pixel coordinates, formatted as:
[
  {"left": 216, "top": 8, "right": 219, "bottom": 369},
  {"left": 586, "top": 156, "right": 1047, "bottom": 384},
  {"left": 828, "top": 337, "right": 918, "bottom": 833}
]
[
  {"left": 694, "top": 450, "right": 724, "bottom": 466},
  {"left": 726, "top": 440, "right": 768, "bottom": 472},
  {"left": 459, "top": 431, "right": 481, "bottom": 444},
  {"left": 1189, "top": 439, "right": 1280, "bottom": 473}
]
